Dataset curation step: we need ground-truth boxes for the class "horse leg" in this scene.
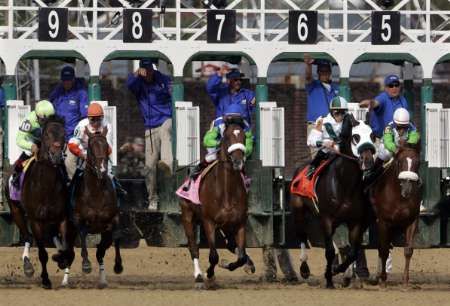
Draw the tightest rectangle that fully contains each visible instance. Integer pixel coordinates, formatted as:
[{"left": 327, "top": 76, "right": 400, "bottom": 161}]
[
  {"left": 9, "top": 202, "right": 34, "bottom": 277},
  {"left": 293, "top": 202, "right": 310, "bottom": 279},
  {"left": 403, "top": 218, "right": 418, "bottom": 287},
  {"left": 203, "top": 219, "right": 219, "bottom": 288},
  {"left": 96, "top": 231, "right": 113, "bottom": 289},
  {"left": 80, "top": 226, "right": 92, "bottom": 274},
  {"left": 112, "top": 216, "right": 124, "bottom": 275},
  {"left": 219, "top": 229, "right": 255, "bottom": 275},
  {"left": 31, "top": 223, "right": 51, "bottom": 289},
  {"left": 335, "top": 223, "right": 363, "bottom": 275},
  {"left": 322, "top": 219, "right": 336, "bottom": 289},
  {"left": 219, "top": 226, "right": 248, "bottom": 272},
  {"left": 56, "top": 220, "right": 76, "bottom": 287},
  {"left": 378, "top": 221, "right": 391, "bottom": 288},
  {"left": 181, "top": 203, "right": 203, "bottom": 287}
]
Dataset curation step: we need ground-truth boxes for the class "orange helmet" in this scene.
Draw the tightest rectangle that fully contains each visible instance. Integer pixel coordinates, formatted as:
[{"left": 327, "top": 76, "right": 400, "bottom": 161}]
[{"left": 87, "top": 103, "right": 104, "bottom": 117}]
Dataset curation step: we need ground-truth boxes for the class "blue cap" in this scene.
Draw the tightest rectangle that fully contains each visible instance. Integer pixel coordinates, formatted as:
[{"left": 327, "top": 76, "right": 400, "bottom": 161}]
[
  {"left": 226, "top": 69, "right": 243, "bottom": 80},
  {"left": 60, "top": 66, "right": 75, "bottom": 81},
  {"left": 316, "top": 60, "right": 332, "bottom": 72},
  {"left": 384, "top": 74, "right": 400, "bottom": 85},
  {"left": 224, "top": 103, "right": 242, "bottom": 116},
  {"left": 139, "top": 58, "right": 155, "bottom": 69}
]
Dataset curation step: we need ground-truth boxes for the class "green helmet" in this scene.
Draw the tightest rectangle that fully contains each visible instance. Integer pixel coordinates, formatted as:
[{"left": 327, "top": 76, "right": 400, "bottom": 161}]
[
  {"left": 35, "top": 100, "right": 55, "bottom": 118},
  {"left": 329, "top": 96, "right": 348, "bottom": 110}
]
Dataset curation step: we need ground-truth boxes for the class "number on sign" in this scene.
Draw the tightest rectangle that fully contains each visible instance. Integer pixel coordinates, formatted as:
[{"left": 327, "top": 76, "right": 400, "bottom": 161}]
[
  {"left": 297, "top": 13, "right": 308, "bottom": 42},
  {"left": 48, "top": 10, "right": 59, "bottom": 39},
  {"left": 371, "top": 11, "right": 400, "bottom": 45},
  {"left": 381, "top": 14, "right": 391, "bottom": 42},
  {"left": 215, "top": 14, "right": 225, "bottom": 41},
  {"left": 123, "top": 9, "right": 152, "bottom": 43},
  {"left": 132, "top": 12, "right": 143, "bottom": 40}
]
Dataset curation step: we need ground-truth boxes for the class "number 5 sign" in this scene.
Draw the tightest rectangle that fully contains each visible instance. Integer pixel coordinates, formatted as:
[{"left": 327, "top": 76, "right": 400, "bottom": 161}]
[
  {"left": 207, "top": 10, "right": 236, "bottom": 43},
  {"left": 371, "top": 11, "right": 400, "bottom": 45},
  {"left": 288, "top": 11, "right": 317, "bottom": 44},
  {"left": 123, "top": 9, "right": 153, "bottom": 43},
  {"left": 38, "top": 8, "right": 68, "bottom": 42}
]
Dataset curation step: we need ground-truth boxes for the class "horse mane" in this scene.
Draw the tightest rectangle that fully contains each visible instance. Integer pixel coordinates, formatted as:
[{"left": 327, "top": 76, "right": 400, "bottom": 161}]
[{"left": 41, "top": 115, "right": 65, "bottom": 131}]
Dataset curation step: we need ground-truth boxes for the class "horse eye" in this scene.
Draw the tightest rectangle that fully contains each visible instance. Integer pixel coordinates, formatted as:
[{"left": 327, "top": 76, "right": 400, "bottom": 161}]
[{"left": 352, "top": 134, "right": 361, "bottom": 145}]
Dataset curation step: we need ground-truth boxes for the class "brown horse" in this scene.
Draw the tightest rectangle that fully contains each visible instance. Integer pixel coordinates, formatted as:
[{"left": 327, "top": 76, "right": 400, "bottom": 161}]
[
  {"left": 369, "top": 145, "right": 421, "bottom": 288},
  {"left": 72, "top": 127, "right": 123, "bottom": 288},
  {"left": 180, "top": 119, "right": 255, "bottom": 288},
  {"left": 5, "top": 115, "right": 75, "bottom": 289},
  {"left": 290, "top": 115, "right": 376, "bottom": 288}
]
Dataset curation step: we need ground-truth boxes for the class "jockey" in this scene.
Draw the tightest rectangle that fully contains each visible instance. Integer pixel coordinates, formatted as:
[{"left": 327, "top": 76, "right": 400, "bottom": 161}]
[
  {"left": 377, "top": 108, "right": 420, "bottom": 162},
  {"left": 184, "top": 103, "right": 253, "bottom": 187},
  {"left": 12, "top": 100, "right": 56, "bottom": 187},
  {"left": 67, "top": 102, "right": 125, "bottom": 195},
  {"left": 306, "top": 96, "right": 349, "bottom": 179}
]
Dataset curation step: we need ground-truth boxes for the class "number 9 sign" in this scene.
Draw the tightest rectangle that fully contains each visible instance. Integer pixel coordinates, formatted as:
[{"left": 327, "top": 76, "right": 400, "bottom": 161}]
[
  {"left": 371, "top": 11, "right": 400, "bottom": 45},
  {"left": 123, "top": 9, "right": 153, "bottom": 43},
  {"left": 288, "top": 11, "right": 318, "bottom": 44},
  {"left": 38, "top": 8, "right": 68, "bottom": 42}
]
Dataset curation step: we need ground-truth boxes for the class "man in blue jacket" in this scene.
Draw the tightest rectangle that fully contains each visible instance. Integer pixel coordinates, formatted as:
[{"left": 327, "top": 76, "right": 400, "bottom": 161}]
[
  {"left": 49, "top": 65, "right": 89, "bottom": 179},
  {"left": 127, "top": 58, "right": 173, "bottom": 210}
]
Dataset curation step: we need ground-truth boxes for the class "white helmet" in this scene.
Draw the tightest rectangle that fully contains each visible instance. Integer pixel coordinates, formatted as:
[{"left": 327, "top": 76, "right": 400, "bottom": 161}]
[{"left": 393, "top": 108, "right": 410, "bottom": 126}]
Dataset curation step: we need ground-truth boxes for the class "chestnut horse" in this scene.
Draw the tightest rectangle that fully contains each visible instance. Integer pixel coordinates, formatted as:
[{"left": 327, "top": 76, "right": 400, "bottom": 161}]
[
  {"left": 180, "top": 118, "right": 255, "bottom": 289},
  {"left": 290, "top": 114, "right": 376, "bottom": 288},
  {"left": 5, "top": 115, "right": 75, "bottom": 289},
  {"left": 369, "top": 145, "right": 421, "bottom": 287},
  {"left": 72, "top": 128, "right": 123, "bottom": 288}
]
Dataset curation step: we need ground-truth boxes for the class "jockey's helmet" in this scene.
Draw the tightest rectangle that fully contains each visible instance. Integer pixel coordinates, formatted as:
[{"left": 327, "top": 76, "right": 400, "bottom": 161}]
[
  {"left": 393, "top": 107, "right": 410, "bottom": 127},
  {"left": 35, "top": 100, "right": 55, "bottom": 119},
  {"left": 88, "top": 102, "right": 104, "bottom": 117},
  {"left": 329, "top": 96, "right": 348, "bottom": 111}
]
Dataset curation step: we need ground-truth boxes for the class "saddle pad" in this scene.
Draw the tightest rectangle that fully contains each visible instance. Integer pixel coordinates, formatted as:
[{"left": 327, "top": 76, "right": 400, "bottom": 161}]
[{"left": 290, "top": 160, "right": 331, "bottom": 200}]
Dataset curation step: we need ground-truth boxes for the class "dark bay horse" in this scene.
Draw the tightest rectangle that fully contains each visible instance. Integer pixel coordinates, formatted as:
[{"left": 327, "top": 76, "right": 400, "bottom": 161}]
[
  {"left": 369, "top": 145, "right": 421, "bottom": 288},
  {"left": 290, "top": 115, "right": 376, "bottom": 288},
  {"left": 73, "top": 127, "right": 123, "bottom": 288},
  {"left": 5, "top": 115, "right": 75, "bottom": 289},
  {"left": 180, "top": 119, "right": 255, "bottom": 289}
]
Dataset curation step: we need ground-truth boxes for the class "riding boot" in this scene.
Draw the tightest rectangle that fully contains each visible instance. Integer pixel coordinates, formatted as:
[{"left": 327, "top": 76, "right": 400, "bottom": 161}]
[
  {"left": 182, "top": 160, "right": 209, "bottom": 191},
  {"left": 307, "top": 150, "right": 328, "bottom": 179}
]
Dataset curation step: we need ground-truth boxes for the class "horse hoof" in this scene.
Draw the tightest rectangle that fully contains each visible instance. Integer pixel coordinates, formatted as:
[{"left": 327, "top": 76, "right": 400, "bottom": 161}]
[
  {"left": 98, "top": 282, "right": 108, "bottom": 289},
  {"left": 114, "top": 263, "right": 123, "bottom": 275},
  {"left": 23, "top": 257, "right": 34, "bottom": 278},
  {"left": 42, "top": 279, "right": 52, "bottom": 290},
  {"left": 194, "top": 275, "right": 204, "bottom": 289},
  {"left": 218, "top": 259, "right": 230, "bottom": 270},
  {"left": 326, "top": 282, "right": 336, "bottom": 289},
  {"left": 342, "top": 277, "right": 352, "bottom": 288},
  {"left": 82, "top": 260, "right": 92, "bottom": 274},
  {"left": 52, "top": 252, "right": 67, "bottom": 270},
  {"left": 205, "top": 276, "right": 218, "bottom": 290},
  {"left": 300, "top": 261, "right": 310, "bottom": 279},
  {"left": 243, "top": 263, "right": 256, "bottom": 275}
]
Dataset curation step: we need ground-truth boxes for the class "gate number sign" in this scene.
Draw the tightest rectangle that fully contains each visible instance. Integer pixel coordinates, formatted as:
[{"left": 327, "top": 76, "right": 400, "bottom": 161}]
[
  {"left": 288, "top": 10, "right": 318, "bottom": 44},
  {"left": 123, "top": 9, "right": 153, "bottom": 43},
  {"left": 371, "top": 11, "right": 400, "bottom": 45},
  {"left": 38, "top": 8, "right": 68, "bottom": 42},
  {"left": 207, "top": 10, "right": 236, "bottom": 43}
]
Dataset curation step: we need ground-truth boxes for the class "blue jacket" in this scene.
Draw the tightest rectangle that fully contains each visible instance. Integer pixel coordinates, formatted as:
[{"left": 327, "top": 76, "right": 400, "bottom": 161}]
[
  {"left": 306, "top": 80, "right": 339, "bottom": 122},
  {"left": 0, "top": 87, "right": 5, "bottom": 108},
  {"left": 369, "top": 92, "right": 409, "bottom": 138},
  {"left": 49, "top": 78, "right": 89, "bottom": 140},
  {"left": 127, "top": 71, "right": 172, "bottom": 129},
  {"left": 206, "top": 74, "right": 255, "bottom": 125}
]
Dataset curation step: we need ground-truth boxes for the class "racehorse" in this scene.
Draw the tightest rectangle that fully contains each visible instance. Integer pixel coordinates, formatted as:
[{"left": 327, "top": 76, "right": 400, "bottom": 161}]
[
  {"left": 5, "top": 115, "right": 75, "bottom": 289},
  {"left": 72, "top": 127, "right": 123, "bottom": 288},
  {"left": 180, "top": 118, "right": 255, "bottom": 289},
  {"left": 290, "top": 114, "right": 376, "bottom": 288},
  {"left": 368, "top": 144, "right": 421, "bottom": 288}
]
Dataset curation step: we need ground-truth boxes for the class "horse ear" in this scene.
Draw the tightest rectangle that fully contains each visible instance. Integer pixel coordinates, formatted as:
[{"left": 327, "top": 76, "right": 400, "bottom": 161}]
[{"left": 102, "top": 126, "right": 108, "bottom": 137}]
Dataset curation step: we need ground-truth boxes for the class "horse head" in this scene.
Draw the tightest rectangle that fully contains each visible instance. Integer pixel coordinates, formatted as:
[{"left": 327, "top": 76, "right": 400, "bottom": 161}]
[
  {"left": 341, "top": 113, "right": 376, "bottom": 171},
  {"left": 220, "top": 116, "right": 246, "bottom": 171},
  {"left": 86, "top": 126, "right": 109, "bottom": 179},
  {"left": 39, "top": 115, "right": 66, "bottom": 165},
  {"left": 395, "top": 145, "right": 421, "bottom": 199}
]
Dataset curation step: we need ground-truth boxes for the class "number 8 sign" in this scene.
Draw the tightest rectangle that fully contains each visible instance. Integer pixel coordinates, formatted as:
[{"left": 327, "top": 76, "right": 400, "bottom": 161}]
[
  {"left": 38, "top": 8, "right": 68, "bottom": 42},
  {"left": 123, "top": 9, "right": 153, "bottom": 43},
  {"left": 288, "top": 11, "right": 318, "bottom": 44}
]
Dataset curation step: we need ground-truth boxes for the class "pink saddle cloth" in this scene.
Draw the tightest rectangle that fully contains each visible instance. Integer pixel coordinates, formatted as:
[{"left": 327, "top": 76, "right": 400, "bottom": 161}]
[{"left": 176, "top": 173, "right": 251, "bottom": 205}]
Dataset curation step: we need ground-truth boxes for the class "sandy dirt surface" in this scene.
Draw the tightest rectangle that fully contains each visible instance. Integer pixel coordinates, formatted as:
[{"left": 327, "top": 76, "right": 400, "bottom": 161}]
[{"left": 0, "top": 243, "right": 449, "bottom": 306}]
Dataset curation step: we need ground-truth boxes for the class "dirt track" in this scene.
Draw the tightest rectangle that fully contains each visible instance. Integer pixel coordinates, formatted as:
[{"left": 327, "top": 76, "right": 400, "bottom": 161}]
[{"left": 0, "top": 243, "right": 449, "bottom": 306}]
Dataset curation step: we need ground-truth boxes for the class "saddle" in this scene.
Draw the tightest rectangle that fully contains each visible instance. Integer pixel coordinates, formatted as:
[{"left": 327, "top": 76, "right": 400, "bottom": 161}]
[{"left": 290, "top": 159, "right": 331, "bottom": 202}]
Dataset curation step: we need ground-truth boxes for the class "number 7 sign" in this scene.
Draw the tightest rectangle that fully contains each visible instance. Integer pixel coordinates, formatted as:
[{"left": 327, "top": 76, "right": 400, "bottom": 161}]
[{"left": 207, "top": 10, "right": 236, "bottom": 43}]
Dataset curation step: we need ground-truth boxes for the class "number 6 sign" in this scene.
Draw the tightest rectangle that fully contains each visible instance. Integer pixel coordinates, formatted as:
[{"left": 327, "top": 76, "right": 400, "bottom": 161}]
[
  {"left": 288, "top": 11, "right": 318, "bottom": 44},
  {"left": 123, "top": 9, "right": 153, "bottom": 43},
  {"left": 38, "top": 8, "right": 68, "bottom": 42}
]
